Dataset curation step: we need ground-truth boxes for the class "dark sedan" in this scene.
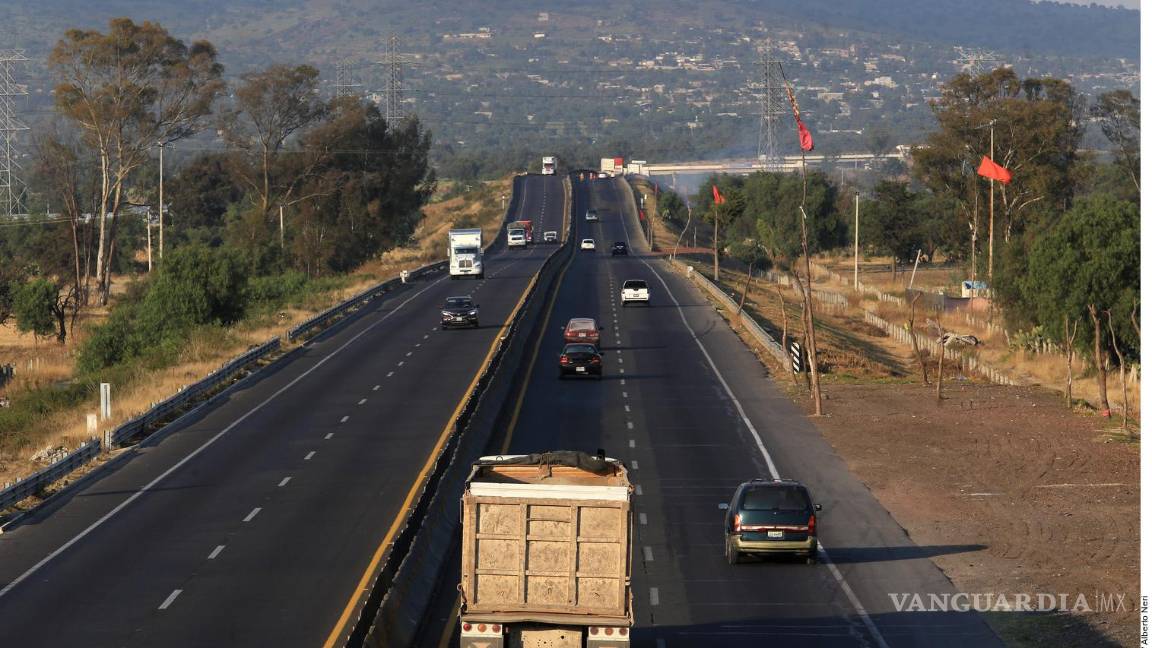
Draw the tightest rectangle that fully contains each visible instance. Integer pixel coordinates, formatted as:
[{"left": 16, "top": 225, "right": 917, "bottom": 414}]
[
  {"left": 611, "top": 241, "right": 628, "bottom": 256},
  {"left": 558, "top": 343, "right": 602, "bottom": 379},
  {"left": 441, "top": 296, "right": 479, "bottom": 329}
]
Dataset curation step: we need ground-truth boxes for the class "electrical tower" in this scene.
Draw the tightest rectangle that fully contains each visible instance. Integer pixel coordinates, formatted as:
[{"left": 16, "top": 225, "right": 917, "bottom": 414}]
[
  {"left": 379, "top": 35, "right": 418, "bottom": 128},
  {"left": 753, "top": 44, "right": 789, "bottom": 172},
  {"left": 957, "top": 48, "right": 1000, "bottom": 75},
  {"left": 334, "top": 59, "right": 363, "bottom": 99},
  {"left": 0, "top": 50, "right": 29, "bottom": 218}
]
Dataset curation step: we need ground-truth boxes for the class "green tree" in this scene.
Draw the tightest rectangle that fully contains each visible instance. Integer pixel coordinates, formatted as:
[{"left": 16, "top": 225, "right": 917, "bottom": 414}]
[
  {"left": 861, "top": 180, "right": 923, "bottom": 280},
  {"left": 12, "top": 278, "right": 71, "bottom": 344},
  {"left": 1091, "top": 90, "right": 1140, "bottom": 192}
]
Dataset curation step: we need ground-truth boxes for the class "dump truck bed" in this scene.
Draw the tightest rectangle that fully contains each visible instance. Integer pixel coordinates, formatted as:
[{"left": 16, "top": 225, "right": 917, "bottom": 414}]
[{"left": 460, "top": 454, "right": 633, "bottom": 625}]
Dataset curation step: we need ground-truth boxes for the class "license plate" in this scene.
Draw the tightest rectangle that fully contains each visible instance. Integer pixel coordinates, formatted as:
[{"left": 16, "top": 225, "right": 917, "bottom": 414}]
[
  {"left": 576, "top": 367, "right": 586, "bottom": 373},
  {"left": 765, "top": 530, "right": 784, "bottom": 539},
  {"left": 455, "top": 317, "right": 464, "bottom": 321}
]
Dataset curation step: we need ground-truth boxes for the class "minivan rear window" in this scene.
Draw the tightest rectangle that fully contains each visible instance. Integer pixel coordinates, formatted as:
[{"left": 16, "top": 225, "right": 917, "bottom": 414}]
[
  {"left": 623, "top": 280, "right": 647, "bottom": 289},
  {"left": 568, "top": 319, "right": 596, "bottom": 331},
  {"left": 742, "top": 486, "right": 809, "bottom": 511}
]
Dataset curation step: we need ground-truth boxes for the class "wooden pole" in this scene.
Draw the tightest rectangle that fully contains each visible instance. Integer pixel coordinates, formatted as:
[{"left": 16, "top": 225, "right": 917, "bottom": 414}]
[
  {"left": 987, "top": 124, "right": 995, "bottom": 281},
  {"left": 853, "top": 191, "right": 860, "bottom": 291}
]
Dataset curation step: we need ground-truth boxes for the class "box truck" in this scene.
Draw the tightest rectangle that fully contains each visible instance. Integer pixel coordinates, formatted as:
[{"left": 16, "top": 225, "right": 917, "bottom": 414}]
[{"left": 449, "top": 229, "right": 484, "bottom": 279}]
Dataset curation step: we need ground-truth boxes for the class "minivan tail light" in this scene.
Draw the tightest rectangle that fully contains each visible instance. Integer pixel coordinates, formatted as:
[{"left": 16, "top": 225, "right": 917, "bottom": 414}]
[
  {"left": 808, "top": 514, "right": 816, "bottom": 536},
  {"left": 733, "top": 513, "right": 741, "bottom": 532}
]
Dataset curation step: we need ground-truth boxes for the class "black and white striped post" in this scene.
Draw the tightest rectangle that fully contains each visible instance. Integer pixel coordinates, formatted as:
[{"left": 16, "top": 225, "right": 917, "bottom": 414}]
[{"left": 790, "top": 342, "right": 805, "bottom": 374}]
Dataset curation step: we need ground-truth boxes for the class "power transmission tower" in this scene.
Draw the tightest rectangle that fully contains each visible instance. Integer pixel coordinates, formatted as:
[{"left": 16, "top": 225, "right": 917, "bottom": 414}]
[
  {"left": 957, "top": 48, "right": 1000, "bottom": 75},
  {"left": 0, "top": 50, "right": 29, "bottom": 217},
  {"left": 753, "top": 44, "right": 788, "bottom": 171},
  {"left": 381, "top": 35, "right": 413, "bottom": 128},
  {"left": 334, "top": 59, "right": 363, "bottom": 99}
]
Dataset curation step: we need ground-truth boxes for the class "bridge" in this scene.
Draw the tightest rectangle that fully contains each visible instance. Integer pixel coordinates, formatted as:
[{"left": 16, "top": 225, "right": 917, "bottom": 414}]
[{"left": 636, "top": 150, "right": 908, "bottom": 177}]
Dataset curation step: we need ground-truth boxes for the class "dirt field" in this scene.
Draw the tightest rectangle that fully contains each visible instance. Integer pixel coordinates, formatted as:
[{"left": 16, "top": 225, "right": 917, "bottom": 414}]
[{"left": 814, "top": 383, "right": 1138, "bottom": 646}]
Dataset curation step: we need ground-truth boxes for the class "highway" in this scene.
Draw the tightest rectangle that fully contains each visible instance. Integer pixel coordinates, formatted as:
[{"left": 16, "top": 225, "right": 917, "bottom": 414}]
[
  {"left": 424, "top": 175, "right": 1004, "bottom": 647},
  {"left": 0, "top": 175, "right": 566, "bottom": 647}
]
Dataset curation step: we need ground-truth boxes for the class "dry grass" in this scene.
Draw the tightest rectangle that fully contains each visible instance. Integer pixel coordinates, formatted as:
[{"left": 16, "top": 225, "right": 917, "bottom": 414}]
[{"left": 0, "top": 176, "right": 513, "bottom": 487}]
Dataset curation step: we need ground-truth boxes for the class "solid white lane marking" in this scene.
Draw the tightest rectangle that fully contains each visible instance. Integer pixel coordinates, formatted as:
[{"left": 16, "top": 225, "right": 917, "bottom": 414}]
[
  {"left": 639, "top": 512, "right": 648, "bottom": 525},
  {"left": 325, "top": 433, "right": 334, "bottom": 440},
  {"left": 643, "top": 546, "right": 654, "bottom": 562},
  {"left": 159, "top": 589, "right": 182, "bottom": 610},
  {"left": 340, "top": 415, "right": 349, "bottom": 423},
  {"left": 243, "top": 508, "right": 261, "bottom": 522},
  {"left": 635, "top": 484, "right": 643, "bottom": 495},
  {"left": 278, "top": 477, "right": 292, "bottom": 487},
  {"left": 629, "top": 439, "right": 635, "bottom": 448},
  {"left": 305, "top": 451, "right": 316, "bottom": 461},
  {"left": 631, "top": 460, "right": 639, "bottom": 470},
  {"left": 649, "top": 587, "right": 660, "bottom": 606},
  {"left": 373, "top": 385, "right": 380, "bottom": 391},
  {"left": 619, "top": 191, "right": 892, "bottom": 648},
  {"left": 208, "top": 545, "right": 225, "bottom": 560},
  {"left": 358, "top": 398, "right": 367, "bottom": 405}
]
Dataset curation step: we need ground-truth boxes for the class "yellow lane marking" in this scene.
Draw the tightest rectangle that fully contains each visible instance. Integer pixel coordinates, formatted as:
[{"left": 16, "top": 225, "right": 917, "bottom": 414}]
[{"left": 323, "top": 262, "right": 541, "bottom": 648}]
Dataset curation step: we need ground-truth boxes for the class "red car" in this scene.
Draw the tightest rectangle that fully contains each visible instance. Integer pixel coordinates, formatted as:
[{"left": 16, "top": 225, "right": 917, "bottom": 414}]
[{"left": 563, "top": 317, "right": 602, "bottom": 346}]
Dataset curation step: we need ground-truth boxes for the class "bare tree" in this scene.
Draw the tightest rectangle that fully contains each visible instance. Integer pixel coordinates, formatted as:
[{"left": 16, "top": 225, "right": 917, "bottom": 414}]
[
  {"left": 49, "top": 18, "right": 224, "bottom": 303},
  {"left": 1062, "top": 314, "right": 1079, "bottom": 408},
  {"left": 1092, "top": 90, "right": 1140, "bottom": 192},
  {"left": 1086, "top": 303, "right": 1110, "bottom": 417},
  {"left": 908, "top": 293, "right": 930, "bottom": 385},
  {"left": 1105, "top": 311, "right": 1130, "bottom": 433}
]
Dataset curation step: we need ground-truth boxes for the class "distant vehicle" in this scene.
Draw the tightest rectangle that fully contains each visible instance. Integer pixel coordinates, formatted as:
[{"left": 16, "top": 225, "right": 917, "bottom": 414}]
[
  {"left": 507, "top": 230, "right": 526, "bottom": 247},
  {"left": 722, "top": 479, "right": 821, "bottom": 565},
  {"left": 541, "top": 156, "right": 557, "bottom": 175},
  {"left": 585, "top": 208, "right": 599, "bottom": 222},
  {"left": 611, "top": 241, "right": 628, "bottom": 256},
  {"left": 580, "top": 238, "right": 596, "bottom": 251},
  {"left": 620, "top": 279, "right": 649, "bottom": 306},
  {"left": 563, "top": 317, "right": 602, "bottom": 346},
  {"left": 459, "top": 452, "right": 633, "bottom": 646},
  {"left": 513, "top": 219, "right": 534, "bottom": 243},
  {"left": 600, "top": 157, "right": 623, "bottom": 177},
  {"left": 441, "top": 296, "right": 479, "bottom": 329},
  {"left": 542, "top": 230, "right": 558, "bottom": 243},
  {"left": 597, "top": 171, "right": 608, "bottom": 179},
  {"left": 558, "top": 343, "right": 602, "bottom": 378},
  {"left": 448, "top": 229, "right": 484, "bottom": 279}
]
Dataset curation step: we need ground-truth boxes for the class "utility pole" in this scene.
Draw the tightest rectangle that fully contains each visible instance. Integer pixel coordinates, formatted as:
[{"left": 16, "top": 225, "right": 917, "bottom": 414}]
[
  {"left": 157, "top": 141, "right": 165, "bottom": 260},
  {"left": 987, "top": 121, "right": 996, "bottom": 281},
  {"left": 853, "top": 190, "right": 860, "bottom": 291},
  {"left": 0, "top": 50, "right": 29, "bottom": 218},
  {"left": 279, "top": 205, "right": 285, "bottom": 248}
]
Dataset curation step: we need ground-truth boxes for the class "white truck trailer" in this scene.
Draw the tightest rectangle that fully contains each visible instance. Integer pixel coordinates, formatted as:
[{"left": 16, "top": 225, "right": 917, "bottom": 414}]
[
  {"left": 542, "top": 156, "right": 557, "bottom": 175},
  {"left": 459, "top": 452, "right": 634, "bottom": 648},
  {"left": 449, "top": 228, "right": 484, "bottom": 279}
]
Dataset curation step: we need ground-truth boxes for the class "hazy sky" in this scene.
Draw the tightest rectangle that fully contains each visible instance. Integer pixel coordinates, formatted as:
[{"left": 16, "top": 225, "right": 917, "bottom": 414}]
[{"left": 1056, "top": 0, "right": 1139, "bottom": 8}]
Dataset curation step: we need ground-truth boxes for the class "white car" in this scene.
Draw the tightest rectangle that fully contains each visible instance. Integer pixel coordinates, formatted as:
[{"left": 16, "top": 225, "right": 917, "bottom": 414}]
[
  {"left": 580, "top": 238, "right": 596, "bottom": 251},
  {"left": 543, "top": 230, "right": 558, "bottom": 243},
  {"left": 620, "top": 279, "right": 650, "bottom": 306},
  {"left": 597, "top": 172, "right": 608, "bottom": 179},
  {"left": 585, "top": 209, "right": 599, "bottom": 222}
]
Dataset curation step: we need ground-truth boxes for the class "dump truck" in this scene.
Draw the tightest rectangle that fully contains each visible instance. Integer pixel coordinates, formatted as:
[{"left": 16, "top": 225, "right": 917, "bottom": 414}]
[
  {"left": 459, "top": 452, "right": 634, "bottom": 648},
  {"left": 513, "top": 219, "right": 534, "bottom": 244},
  {"left": 449, "top": 228, "right": 484, "bottom": 279}
]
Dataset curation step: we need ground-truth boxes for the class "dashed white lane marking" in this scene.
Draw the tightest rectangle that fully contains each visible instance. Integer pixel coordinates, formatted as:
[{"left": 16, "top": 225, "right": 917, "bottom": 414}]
[
  {"left": 639, "top": 512, "right": 648, "bottom": 525},
  {"left": 624, "top": 404, "right": 631, "bottom": 413},
  {"left": 387, "top": 371, "right": 394, "bottom": 378},
  {"left": 278, "top": 477, "right": 292, "bottom": 487},
  {"left": 340, "top": 415, "right": 349, "bottom": 423},
  {"left": 618, "top": 368, "right": 624, "bottom": 374},
  {"left": 415, "top": 343, "right": 421, "bottom": 348},
  {"left": 243, "top": 508, "right": 261, "bottom": 523},
  {"left": 159, "top": 589, "right": 182, "bottom": 610},
  {"left": 373, "top": 385, "right": 380, "bottom": 391},
  {"left": 406, "top": 351, "right": 412, "bottom": 357},
  {"left": 397, "top": 361, "right": 405, "bottom": 367},
  {"left": 629, "top": 439, "right": 635, "bottom": 448},
  {"left": 617, "top": 357, "right": 623, "bottom": 363},
  {"left": 643, "top": 546, "right": 654, "bottom": 562},
  {"left": 431, "top": 327, "right": 438, "bottom": 331},
  {"left": 635, "top": 484, "right": 644, "bottom": 495},
  {"left": 620, "top": 379, "right": 626, "bottom": 385},
  {"left": 649, "top": 587, "right": 660, "bottom": 606},
  {"left": 358, "top": 398, "right": 367, "bottom": 405},
  {"left": 622, "top": 391, "right": 628, "bottom": 398},
  {"left": 631, "top": 460, "right": 639, "bottom": 470},
  {"left": 324, "top": 433, "right": 334, "bottom": 440},
  {"left": 627, "top": 422, "right": 634, "bottom": 430},
  {"left": 304, "top": 451, "right": 316, "bottom": 461},
  {"left": 616, "top": 349, "right": 622, "bottom": 355},
  {"left": 424, "top": 334, "right": 429, "bottom": 340},
  {"left": 208, "top": 545, "right": 225, "bottom": 560}
]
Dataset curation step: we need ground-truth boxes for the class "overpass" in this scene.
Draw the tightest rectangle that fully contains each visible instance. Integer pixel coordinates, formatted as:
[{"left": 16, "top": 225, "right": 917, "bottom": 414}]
[{"left": 636, "top": 150, "right": 907, "bottom": 177}]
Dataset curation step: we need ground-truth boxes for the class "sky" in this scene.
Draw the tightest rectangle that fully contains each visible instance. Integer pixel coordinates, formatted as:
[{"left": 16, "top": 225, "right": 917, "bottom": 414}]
[{"left": 1056, "top": 0, "right": 1139, "bottom": 8}]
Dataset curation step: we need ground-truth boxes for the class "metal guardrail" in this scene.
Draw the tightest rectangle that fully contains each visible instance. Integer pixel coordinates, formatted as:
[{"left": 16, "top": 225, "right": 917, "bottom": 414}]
[{"left": 0, "top": 440, "right": 102, "bottom": 513}]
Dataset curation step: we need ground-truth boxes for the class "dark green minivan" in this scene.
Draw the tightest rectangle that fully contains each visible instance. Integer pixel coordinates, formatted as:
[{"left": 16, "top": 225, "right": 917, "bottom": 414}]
[{"left": 723, "top": 479, "right": 821, "bottom": 564}]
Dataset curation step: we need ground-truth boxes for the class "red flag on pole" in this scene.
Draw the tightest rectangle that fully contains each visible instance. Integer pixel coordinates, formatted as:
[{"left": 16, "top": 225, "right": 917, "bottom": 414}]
[
  {"left": 783, "top": 82, "right": 815, "bottom": 152},
  {"left": 712, "top": 185, "right": 726, "bottom": 205},
  {"left": 977, "top": 156, "right": 1012, "bottom": 184}
]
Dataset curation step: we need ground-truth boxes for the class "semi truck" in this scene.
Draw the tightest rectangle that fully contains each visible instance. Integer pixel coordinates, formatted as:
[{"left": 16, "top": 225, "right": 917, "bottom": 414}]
[
  {"left": 459, "top": 452, "right": 634, "bottom": 648},
  {"left": 542, "top": 156, "right": 557, "bottom": 175},
  {"left": 449, "top": 229, "right": 484, "bottom": 279}
]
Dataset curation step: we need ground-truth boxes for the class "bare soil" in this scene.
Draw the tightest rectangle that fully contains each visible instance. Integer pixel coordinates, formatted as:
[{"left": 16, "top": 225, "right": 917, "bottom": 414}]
[{"left": 817, "top": 383, "right": 1138, "bottom": 647}]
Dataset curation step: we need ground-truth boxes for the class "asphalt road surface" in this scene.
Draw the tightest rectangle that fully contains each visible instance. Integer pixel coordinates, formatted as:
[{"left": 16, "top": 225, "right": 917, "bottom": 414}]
[
  {"left": 0, "top": 175, "right": 566, "bottom": 648},
  {"left": 428, "top": 176, "right": 1003, "bottom": 647}
]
